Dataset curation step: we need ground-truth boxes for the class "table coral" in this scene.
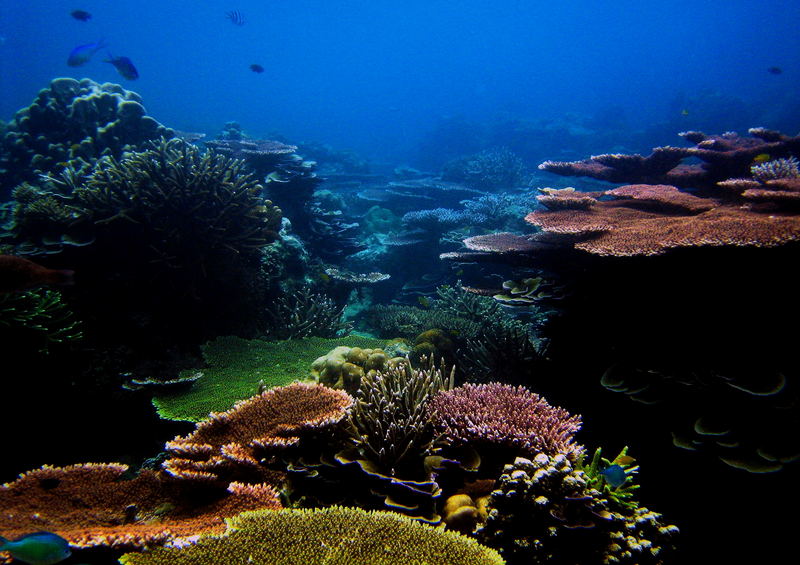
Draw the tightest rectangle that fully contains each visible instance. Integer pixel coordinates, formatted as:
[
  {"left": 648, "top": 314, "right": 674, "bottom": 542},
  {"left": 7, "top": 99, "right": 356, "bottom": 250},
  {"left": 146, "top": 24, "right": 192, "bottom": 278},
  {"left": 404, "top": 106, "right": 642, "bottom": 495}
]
[
  {"left": 119, "top": 506, "right": 505, "bottom": 565},
  {"left": 0, "top": 463, "right": 281, "bottom": 554},
  {"left": 153, "top": 335, "right": 384, "bottom": 422},
  {"left": 163, "top": 382, "right": 352, "bottom": 486}
]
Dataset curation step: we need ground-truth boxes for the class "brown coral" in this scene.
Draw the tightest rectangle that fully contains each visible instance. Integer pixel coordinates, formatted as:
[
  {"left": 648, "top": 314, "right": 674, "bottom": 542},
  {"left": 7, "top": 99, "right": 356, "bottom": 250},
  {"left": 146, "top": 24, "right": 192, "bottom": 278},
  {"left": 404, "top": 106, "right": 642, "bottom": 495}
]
[
  {"left": 0, "top": 463, "right": 281, "bottom": 553},
  {"left": 163, "top": 382, "right": 352, "bottom": 485}
]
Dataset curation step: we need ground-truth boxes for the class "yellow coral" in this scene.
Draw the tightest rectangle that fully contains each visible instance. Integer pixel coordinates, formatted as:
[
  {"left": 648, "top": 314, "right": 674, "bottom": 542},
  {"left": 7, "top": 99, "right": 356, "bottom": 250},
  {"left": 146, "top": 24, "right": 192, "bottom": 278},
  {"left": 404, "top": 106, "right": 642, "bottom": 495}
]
[
  {"left": 120, "top": 506, "right": 505, "bottom": 565},
  {"left": 311, "top": 345, "right": 404, "bottom": 394}
]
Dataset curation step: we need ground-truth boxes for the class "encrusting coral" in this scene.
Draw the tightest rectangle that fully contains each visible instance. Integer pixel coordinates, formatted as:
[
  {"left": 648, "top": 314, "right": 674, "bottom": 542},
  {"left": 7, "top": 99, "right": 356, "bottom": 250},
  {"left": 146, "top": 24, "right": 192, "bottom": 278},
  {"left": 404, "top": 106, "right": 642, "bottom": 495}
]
[
  {"left": 0, "top": 463, "right": 282, "bottom": 553},
  {"left": 118, "top": 506, "right": 506, "bottom": 565}
]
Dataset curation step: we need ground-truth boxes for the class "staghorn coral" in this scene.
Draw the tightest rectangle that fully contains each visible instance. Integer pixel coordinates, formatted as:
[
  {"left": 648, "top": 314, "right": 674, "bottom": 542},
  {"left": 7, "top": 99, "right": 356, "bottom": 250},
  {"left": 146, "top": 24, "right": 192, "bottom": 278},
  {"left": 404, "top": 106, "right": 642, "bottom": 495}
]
[
  {"left": 345, "top": 360, "right": 454, "bottom": 478},
  {"left": 118, "top": 506, "right": 505, "bottom": 565},
  {"left": 163, "top": 382, "right": 352, "bottom": 486},
  {"left": 0, "top": 288, "right": 82, "bottom": 353},
  {"left": 429, "top": 383, "right": 583, "bottom": 460},
  {"left": 0, "top": 78, "right": 173, "bottom": 196},
  {"left": 477, "top": 454, "right": 678, "bottom": 565},
  {"left": 365, "top": 303, "right": 482, "bottom": 341},
  {"left": 0, "top": 463, "right": 281, "bottom": 552},
  {"left": 750, "top": 156, "right": 800, "bottom": 182},
  {"left": 262, "top": 286, "right": 352, "bottom": 340}
]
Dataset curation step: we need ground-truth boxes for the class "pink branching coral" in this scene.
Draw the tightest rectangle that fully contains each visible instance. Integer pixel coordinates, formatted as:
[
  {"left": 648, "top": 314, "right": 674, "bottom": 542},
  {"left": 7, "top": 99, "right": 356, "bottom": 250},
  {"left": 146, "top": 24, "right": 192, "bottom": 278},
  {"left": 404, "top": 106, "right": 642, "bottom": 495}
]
[{"left": 428, "top": 383, "right": 583, "bottom": 458}]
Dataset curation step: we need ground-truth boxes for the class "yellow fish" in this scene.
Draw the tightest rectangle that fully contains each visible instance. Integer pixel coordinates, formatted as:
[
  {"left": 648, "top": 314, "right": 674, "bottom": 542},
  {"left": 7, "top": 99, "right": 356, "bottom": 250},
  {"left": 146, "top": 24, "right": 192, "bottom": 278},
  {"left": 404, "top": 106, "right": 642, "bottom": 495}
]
[
  {"left": 417, "top": 296, "right": 430, "bottom": 308},
  {"left": 752, "top": 153, "right": 771, "bottom": 164}
]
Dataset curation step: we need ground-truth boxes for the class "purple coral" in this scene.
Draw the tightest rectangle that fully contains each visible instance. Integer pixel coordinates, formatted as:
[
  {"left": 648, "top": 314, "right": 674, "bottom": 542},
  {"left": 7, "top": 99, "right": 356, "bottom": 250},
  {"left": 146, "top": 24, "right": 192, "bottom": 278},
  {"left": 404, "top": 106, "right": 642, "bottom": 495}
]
[{"left": 428, "top": 383, "right": 583, "bottom": 458}]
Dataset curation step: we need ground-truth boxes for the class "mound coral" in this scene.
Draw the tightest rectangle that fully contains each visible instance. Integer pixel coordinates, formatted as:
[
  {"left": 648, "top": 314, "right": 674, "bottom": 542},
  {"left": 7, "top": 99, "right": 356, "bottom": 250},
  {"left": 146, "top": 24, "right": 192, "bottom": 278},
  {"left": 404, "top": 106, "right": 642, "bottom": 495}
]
[
  {"left": 0, "top": 78, "right": 173, "bottom": 196},
  {"left": 163, "top": 382, "right": 352, "bottom": 486},
  {"left": 429, "top": 383, "right": 583, "bottom": 459},
  {"left": 310, "top": 343, "right": 402, "bottom": 394},
  {"left": 477, "top": 454, "right": 678, "bottom": 564},
  {"left": 0, "top": 463, "right": 281, "bottom": 552},
  {"left": 119, "top": 506, "right": 505, "bottom": 565}
]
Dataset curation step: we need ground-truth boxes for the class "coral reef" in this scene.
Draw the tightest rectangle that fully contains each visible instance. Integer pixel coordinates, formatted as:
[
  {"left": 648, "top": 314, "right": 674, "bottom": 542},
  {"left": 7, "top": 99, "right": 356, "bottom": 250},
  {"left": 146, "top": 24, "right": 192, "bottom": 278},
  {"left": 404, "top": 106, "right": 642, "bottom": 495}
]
[
  {"left": 119, "top": 506, "right": 505, "bottom": 565},
  {"left": 477, "top": 454, "right": 678, "bottom": 564},
  {"left": 0, "top": 463, "right": 281, "bottom": 551},
  {"left": 428, "top": 383, "right": 583, "bottom": 460},
  {"left": 163, "top": 382, "right": 352, "bottom": 486},
  {"left": 0, "top": 78, "right": 173, "bottom": 197}
]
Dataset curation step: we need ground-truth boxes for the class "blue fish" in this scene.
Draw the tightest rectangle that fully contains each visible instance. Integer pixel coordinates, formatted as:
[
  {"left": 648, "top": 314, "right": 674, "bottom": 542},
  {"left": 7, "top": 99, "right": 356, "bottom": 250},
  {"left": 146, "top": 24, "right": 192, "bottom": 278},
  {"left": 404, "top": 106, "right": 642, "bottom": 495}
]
[
  {"left": 105, "top": 55, "right": 139, "bottom": 80},
  {"left": 67, "top": 39, "right": 106, "bottom": 67},
  {"left": 0, "top": 531, "right": 72, "bottom": 565},
  {"left": 599, "top": 464, "right": 628, "bottom": 488}
]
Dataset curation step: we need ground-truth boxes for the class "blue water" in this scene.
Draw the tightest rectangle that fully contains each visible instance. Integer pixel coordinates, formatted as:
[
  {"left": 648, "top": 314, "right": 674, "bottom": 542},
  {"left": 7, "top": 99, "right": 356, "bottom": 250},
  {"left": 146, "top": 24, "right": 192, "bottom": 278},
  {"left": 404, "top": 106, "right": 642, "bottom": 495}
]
[{"left": 2, "top": 0, "right": 799, "bottom": 162}]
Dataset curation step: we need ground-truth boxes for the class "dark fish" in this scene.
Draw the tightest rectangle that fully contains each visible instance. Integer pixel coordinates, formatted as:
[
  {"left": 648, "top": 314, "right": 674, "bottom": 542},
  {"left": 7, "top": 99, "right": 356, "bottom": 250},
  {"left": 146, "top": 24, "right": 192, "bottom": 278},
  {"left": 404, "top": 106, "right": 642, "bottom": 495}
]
[
  {"left": 0, "top": 532, "right": 72, "bottom": 565},
  {"left": 67, "top": 39, "right": 106, "bottom": 67},
  {"left": 70, "top": 10, "right": 92, "bottom": 22},
  {"left": 0, "top": 255, "right": 74, "bottom": 294},
  {"left": 767, "top": 66, "right": 783, "bottom": 75},
  {"left": 226, "top": 10, "right": 245, "bottom": 25},
  {"left": 249, "top": 63, "right": 264, "bottom": 73},
  {"left": 105, "top": 55, "right": 139, "bottom": 80}
]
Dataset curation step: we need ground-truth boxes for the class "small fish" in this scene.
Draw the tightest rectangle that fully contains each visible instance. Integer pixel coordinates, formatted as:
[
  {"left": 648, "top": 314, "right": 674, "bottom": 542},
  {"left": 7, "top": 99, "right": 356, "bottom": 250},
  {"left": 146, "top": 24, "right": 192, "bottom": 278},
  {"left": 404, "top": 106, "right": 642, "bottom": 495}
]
[
  {"left": 680, "top": 109, "right": 689, "bottom": 116},
  {"left": 614, "top": 455, "right": 636, "bottom": 466},
  {"left": 70, "top": 10, "right": 92, "bottom": 22},
  {"left": 67, "top": 39, "right": 106, "bottom": 67},
  {"left": 226, "top": 10, "right": 245, "bottom": 25},
  {"left": 0, "top": 255, "right": 74, "bottom": 294},
  {"left": 599, "top": 464, "right": 627, "bottom": 488},
  {"left": 767, "top": 66, "right": 783, "bottom": 75},
  {"left": 249, "top": 63, "right": 265, "bottom": 73},
  {"left": 105, "top": 55, "right": 139, "bottom": 80},
  {"left": 752, "top": 153, "right": 771, "bottom": 164},
  {"left": 417, "top": 296, "right": 430, "bottom": 308},
  {"left": 0, "top": 531, "right": 72, "bottom": 565}
]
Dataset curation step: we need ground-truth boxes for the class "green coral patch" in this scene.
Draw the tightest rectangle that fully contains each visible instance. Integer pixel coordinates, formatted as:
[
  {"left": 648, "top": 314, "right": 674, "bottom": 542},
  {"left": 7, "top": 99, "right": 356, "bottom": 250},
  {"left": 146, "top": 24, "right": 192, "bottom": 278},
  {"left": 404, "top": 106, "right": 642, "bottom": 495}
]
[
  {"left": 153, "top": 335, "right": 385, "bottom": 422},
  {"left": 119, "top": 506, "right": 505, "bottom": 565}
]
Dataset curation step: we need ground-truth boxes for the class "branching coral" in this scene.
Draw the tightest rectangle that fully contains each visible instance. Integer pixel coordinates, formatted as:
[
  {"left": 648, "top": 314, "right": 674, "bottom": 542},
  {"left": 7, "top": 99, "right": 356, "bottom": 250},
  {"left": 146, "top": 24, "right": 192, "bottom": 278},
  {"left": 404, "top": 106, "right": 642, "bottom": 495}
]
[
  {"left": 119, "top": 506, "right": 505, "bottom": 565},
  {"left": 0, "top": 288, "right": 82, "bottom": 352},
  {"left": 262, "top": 286, "right": 352, "bottom": 340},
  {"left": 443, "top": 147, "right": 528, "bottom": 190},
  {"left": 345, "top": 360, "right": 454, "bottom": 478},
  {"left": 429, "top": 383, "right": 583, "bottom": 460}
]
